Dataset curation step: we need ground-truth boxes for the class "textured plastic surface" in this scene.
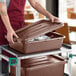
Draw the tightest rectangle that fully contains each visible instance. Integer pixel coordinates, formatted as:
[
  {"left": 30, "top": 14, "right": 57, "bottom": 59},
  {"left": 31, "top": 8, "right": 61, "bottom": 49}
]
[
  {"left": 9, "top": 20, "right": 64, "bottom": 54},
  {"left": 10, "top": 55, "right": 66, "bottom": 76},
  {"left": 16, "top": 20, "right": 63, "bottom": 40}
]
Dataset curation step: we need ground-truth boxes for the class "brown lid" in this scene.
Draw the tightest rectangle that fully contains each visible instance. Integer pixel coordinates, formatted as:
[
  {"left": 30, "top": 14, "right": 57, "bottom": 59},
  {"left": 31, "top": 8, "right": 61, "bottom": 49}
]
[
  {"left": 21, "top": 56, "right": 49, "bottom": 67},
  {"left": 16, "top": 20, "right": 64, "bottom": 40},
  {"left": 21, "top": 55, "right": 65, "bottom": 68}
]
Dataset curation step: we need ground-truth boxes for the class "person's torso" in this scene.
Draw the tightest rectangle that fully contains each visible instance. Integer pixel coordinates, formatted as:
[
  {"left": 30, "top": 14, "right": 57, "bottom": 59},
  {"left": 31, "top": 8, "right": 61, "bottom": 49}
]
[
  {"left": 0, "top": 0, "right": 26, "bottom": 31},
  {"left": 0, "top": 0, "right": 26, "bottom": 45}
]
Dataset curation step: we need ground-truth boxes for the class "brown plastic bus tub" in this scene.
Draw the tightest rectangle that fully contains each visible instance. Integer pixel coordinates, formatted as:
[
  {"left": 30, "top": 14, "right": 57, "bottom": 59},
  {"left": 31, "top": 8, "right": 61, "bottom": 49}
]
[
  {"left": 10, "top": 55, "right": 66, "bottom": 76},
  {"left": 9, "top": 20, "right": 64, "bottom": 54}
]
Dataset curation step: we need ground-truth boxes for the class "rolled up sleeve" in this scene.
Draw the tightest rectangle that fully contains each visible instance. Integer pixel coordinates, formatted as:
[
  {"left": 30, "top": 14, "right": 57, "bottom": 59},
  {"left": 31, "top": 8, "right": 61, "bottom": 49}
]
[{"left": 0, "top": 0, "right": 6, "bottom": 2}]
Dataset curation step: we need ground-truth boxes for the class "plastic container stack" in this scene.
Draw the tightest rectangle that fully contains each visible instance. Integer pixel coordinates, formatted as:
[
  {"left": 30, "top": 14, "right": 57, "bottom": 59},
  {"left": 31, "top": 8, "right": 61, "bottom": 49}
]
[
  {"left": 9, "top": 20, "right": 66, "bottom": 76},
  {"left": 10, "top": 55, "right": 66, "bottom": 76}
]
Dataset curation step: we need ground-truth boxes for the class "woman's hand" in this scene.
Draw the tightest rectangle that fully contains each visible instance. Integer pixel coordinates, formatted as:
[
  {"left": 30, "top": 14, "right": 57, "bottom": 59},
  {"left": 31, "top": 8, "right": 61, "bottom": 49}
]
[
  {"left": 0, "top": 2, "right": 19, "bottom": 44},
  {"left": 49, "top": 14, "right": 59, "bottom": 22},
  {"left": 6, "top": 29, "right": 18, "bottom": 44},
  {"left": 28, "top": 0, "right": 59, "bottom": 23}
]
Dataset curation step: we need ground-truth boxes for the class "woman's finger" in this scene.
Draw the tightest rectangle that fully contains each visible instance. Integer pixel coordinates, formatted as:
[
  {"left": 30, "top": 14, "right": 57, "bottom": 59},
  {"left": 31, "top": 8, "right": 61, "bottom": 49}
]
[
  {"left": 10, "top": 35, "right": 14, "bottom": 44},
  {"left": 51, "top": 18, "right": 54, "bottom": 22},
  {"left": 14, "top": 33, "right": 19, "bottom": 38},
  {"left": 54, "top": 17, "right": 59, "bottom": 22}
]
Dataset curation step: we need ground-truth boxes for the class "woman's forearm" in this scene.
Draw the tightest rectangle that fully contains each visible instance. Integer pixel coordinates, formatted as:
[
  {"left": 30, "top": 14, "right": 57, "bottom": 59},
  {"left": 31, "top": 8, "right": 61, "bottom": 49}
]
[
  {"left": 29, "top": 0, "right": 52, "bottom": 18},
  {"left": 0, "top": 3, "right": 14, "bottom": 32},
  {"left": 34, "top": 3, "right": 51, "bottom": 18},
  {"left": 1, "top": 12, "right": 13, "bottom": 32}
]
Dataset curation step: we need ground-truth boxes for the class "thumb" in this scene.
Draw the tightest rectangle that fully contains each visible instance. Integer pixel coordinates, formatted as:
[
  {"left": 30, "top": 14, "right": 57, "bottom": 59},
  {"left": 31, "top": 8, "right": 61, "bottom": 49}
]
[
  {"left": 51, "top": 18, "right": 54, "bottom": 22},
  {"left": 14, "top": 33, "right": 19, "bottom": 38}
]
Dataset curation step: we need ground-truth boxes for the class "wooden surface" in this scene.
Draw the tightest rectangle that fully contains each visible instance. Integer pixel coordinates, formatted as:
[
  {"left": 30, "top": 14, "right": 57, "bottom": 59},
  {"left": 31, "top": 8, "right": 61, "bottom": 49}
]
[
  {"left": 69, "top": 26, "right": 76, "bottom": 32},
  {"left": 56, "top": 23, "right": 71, "bottom": 44},
  {"left": 67, "top": 8, "right": 74, "bottom": 19},
  {"left": 24, "top": 14, "right": 34, "bottom": 20},
  {"left": 70, "top": 12, "right": 76, "bottom": 19}
]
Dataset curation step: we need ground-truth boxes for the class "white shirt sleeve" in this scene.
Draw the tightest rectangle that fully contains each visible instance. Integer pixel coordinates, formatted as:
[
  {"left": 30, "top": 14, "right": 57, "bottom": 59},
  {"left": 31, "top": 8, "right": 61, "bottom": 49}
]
[{"left": 0, "top": 0, "right": 6, "bottom": 2}]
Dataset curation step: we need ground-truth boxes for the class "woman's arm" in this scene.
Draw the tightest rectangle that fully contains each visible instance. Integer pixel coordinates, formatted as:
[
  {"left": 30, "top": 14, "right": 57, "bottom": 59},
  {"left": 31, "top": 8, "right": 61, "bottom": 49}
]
[
  {"left": 0, "top": 2, "right": 18, "bottom": 44},
  {"left": 28, "top": 0, "right": 58, "bottom": 22}
]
